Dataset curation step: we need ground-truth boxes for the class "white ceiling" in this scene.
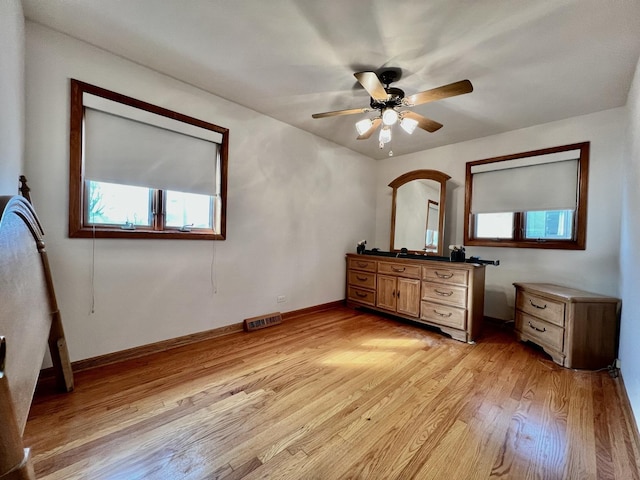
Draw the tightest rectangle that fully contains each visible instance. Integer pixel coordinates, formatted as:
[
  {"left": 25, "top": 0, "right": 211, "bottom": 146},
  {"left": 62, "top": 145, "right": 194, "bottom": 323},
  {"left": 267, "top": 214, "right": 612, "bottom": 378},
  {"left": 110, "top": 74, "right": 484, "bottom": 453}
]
[{"left": 22, "top": 0, "right": 640, "bottom": 160}]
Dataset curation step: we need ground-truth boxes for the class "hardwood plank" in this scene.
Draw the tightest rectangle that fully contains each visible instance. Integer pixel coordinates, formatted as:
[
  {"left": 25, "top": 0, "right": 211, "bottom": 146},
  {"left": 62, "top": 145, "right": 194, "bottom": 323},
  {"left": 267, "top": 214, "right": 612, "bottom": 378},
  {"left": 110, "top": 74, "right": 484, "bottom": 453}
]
[
  {"left": 444, "top": 342, "right": 530, "bottom": 478},
  {"left": 23, "top": 306, "right": 640, "bottom": 479},
  {"left": 563, "top": 371, "right": 597, "bottom": 480}
]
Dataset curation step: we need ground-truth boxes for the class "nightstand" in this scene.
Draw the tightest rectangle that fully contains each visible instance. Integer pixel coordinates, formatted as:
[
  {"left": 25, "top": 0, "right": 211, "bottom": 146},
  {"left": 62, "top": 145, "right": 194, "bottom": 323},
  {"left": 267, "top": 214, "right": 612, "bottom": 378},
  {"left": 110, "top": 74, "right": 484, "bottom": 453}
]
[{"left": 513, "top": 283, "right": 620, "bottom": 369}]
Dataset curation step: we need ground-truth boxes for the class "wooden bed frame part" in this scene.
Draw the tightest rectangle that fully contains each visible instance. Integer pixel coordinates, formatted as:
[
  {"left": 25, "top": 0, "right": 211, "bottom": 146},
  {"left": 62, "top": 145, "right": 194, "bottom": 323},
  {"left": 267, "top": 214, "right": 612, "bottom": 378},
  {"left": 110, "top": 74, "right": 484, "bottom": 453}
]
[{"left": 0, "top": 193, "right": 74, "bottom": 479}]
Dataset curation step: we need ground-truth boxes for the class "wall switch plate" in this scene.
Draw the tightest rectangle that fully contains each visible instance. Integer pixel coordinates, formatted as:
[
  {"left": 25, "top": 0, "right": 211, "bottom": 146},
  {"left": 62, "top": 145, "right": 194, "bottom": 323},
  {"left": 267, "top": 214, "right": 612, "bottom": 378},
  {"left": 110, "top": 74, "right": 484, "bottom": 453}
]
[{"left": 277, "top": 295, "right": 286, "bottom": 303}]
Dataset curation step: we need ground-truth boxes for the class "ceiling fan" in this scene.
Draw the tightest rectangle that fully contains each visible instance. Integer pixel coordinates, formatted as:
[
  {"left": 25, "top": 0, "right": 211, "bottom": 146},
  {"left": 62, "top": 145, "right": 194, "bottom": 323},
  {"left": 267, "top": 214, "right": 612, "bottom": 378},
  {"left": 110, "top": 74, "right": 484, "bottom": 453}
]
[{"left": 311, "top": 70, "right": 473, "bottom": 152}]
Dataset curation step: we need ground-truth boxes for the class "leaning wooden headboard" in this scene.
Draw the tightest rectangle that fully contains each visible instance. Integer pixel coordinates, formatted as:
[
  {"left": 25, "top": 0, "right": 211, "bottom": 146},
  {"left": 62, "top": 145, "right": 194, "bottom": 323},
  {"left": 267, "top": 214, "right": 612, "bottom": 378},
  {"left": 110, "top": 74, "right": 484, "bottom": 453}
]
[{"left": 0, "top": 194, "right": 73, "bottom": 479}]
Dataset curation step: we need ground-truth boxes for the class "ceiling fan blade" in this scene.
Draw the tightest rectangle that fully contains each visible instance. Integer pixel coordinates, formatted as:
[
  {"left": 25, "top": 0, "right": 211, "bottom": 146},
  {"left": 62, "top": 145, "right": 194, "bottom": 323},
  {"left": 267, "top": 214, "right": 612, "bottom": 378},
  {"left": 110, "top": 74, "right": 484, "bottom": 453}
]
[
  {"left": 357, "top": 118, "right": 382, "bottom": 140},
  {"left": 405, "top": 79, "right": 473, "bottom": 106},
  {"left": 354, "top": 72, "right": 389, "bottom": 101},
  {"left": 402, "top": 111, "right": 443, "bottom": 133},
  {"left": 312, "top": 107, "right": 371, "bottom": 119}
]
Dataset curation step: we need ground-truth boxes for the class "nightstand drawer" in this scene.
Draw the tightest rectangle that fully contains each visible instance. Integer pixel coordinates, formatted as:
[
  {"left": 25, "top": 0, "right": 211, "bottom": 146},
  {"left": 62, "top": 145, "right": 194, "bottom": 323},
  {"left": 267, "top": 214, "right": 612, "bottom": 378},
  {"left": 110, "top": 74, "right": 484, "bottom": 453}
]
[
  {"left": 347, "top": 271, "right": 376, "bottom": 289},
  {"left": 516, "top": 291, "right": 565, "bottom": 327},
  {"left": 516, "top": 311, "right": 564, "bottom": 352},
  {"left": 347, "top": 286, "right": 376, "bottom": 307},
  {"left": 421, "top": 282, "right": 467, "bottom": 308},
  {"left": 422, "top": 266, "right": 469, "bottom": 286},
  {"left": 421, "top": 301, "right": 466, "bottom": 329}
]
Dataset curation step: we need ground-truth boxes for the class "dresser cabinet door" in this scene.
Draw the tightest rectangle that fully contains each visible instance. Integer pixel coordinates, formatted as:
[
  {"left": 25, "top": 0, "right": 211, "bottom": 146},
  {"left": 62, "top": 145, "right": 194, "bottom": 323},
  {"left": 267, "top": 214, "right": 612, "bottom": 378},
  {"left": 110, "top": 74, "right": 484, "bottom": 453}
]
[
  {"left": 376, "top": 275, "right": 397, "bottom": 312},
  {"left": 397, "top": 278, "right": 421, "bottom": 318}
]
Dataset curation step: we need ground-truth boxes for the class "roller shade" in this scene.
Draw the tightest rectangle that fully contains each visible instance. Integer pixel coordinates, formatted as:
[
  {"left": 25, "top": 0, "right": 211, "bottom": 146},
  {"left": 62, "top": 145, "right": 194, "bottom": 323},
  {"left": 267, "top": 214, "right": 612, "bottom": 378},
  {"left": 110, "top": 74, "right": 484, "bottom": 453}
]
[
  {"left": 83, "top": 96, "right": 221, "bottom": 196},
  {"left": 471, "top": 150, "right": 580, "bottom": 214}
]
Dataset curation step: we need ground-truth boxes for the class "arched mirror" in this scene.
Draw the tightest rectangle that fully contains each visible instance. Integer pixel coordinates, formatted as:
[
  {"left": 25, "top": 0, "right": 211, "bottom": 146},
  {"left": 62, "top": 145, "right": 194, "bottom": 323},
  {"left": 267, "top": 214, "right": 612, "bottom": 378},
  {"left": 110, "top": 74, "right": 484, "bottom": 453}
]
[{"left": 389, "top": 169, "right": 450, "bottom": 256}]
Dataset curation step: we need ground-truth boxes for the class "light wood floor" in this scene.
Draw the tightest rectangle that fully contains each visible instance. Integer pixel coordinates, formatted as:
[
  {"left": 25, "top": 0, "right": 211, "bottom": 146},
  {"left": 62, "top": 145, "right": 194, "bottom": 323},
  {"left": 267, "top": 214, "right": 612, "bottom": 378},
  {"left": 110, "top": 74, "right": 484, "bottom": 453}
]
[{"left": 24, "top": 306, "right": 640, "bottom": 479}]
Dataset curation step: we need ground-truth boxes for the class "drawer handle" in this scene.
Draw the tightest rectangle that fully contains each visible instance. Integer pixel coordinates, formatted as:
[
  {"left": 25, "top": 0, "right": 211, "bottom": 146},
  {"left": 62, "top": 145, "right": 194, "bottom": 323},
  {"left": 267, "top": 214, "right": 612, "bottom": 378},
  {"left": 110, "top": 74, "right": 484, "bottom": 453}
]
[
  {"left": 357, "top": 262, "right": 369, "bottom": 268},
  {"left": 356, "top": 275, "right": 368, "bottom": 282},
  {"left": 392, "top": 267, "right": 406, "bottom": 272},
  {"left": 435, "top": 289, "right": 454, "bottom": 297},
  {"left": 433, "top": 310, "right": 452, "bottom": 318},
  {"left": 528, "top": 321, "right": 546, "bottom": 333},
  {"left": 435, "top": 271, "right": 454, "bottom": 279},
  {"left": 529, "top": 299, "right": 547, "bottom": 310},
  {"left": 355, "top": 291, "right": 368, "bottom": 298}
]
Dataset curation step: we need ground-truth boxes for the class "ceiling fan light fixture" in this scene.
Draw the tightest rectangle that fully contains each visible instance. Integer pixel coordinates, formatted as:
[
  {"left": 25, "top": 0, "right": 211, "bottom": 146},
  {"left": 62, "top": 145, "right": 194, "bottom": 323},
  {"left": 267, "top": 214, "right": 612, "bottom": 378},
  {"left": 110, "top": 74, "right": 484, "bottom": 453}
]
[
  {"left": 355, "top": 118, "right": 373, "bottom": 135},
  {"left": 379, "top": 126, "right": 392, "bottom": 144},
  {"left": 400, "top": 116, "right": 419, "bottom": 134},
  {"left": 382, "top": 108, "right": 399, "bottom": 126}
]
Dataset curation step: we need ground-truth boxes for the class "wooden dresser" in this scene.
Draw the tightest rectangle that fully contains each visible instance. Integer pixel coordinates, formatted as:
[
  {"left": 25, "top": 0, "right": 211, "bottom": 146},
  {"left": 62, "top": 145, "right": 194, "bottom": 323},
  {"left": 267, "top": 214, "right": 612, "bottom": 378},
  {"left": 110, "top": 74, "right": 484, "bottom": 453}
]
[
  {"left": 513, "top": 283, "right": 620, "bottom": 369},
  {"left": 346, "top": 253, "right": 485, "bottom": 343}
]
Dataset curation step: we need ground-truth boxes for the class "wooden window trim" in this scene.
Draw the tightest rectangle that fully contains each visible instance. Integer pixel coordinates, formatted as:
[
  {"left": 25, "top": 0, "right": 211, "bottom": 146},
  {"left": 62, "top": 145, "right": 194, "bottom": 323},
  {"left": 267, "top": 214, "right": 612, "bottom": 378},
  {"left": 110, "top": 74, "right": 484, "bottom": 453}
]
[
  {"left": 464, "top": 142, "right": 589, "bottom": 250},
  {"left": 69, "top": 79, "right": 229, "bottom": 240}
]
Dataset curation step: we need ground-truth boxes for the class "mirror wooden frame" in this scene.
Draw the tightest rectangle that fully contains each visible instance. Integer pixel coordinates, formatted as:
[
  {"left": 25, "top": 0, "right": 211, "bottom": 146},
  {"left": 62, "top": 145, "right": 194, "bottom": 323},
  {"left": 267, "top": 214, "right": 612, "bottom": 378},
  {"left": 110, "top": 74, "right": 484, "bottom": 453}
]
[{"left": 389, "top": 169, "right": 450, "bottom": 256}]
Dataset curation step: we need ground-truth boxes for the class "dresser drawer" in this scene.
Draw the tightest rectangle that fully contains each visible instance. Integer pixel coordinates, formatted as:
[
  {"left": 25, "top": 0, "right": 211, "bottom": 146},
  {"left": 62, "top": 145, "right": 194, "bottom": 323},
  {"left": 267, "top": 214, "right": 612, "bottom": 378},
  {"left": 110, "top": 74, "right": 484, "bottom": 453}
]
[
  {"left": 347, "top": 286, "right": 376, "bottom": 307},
  {"left": 347, "top": 271, "right": 376, "bottom": 289},
  {"left": 422, "top": 266, "right": 469, "bottom": 286},
  {"left": 378, "top": 261, "right": 421, "bottom": 279},
  {"left": 516, "top": 291, "right": 565, "bottom": 327},
  {"left": 516, "top": 311, "right": 564, "bottom": 352},
  {"left": 348, "top": 258, "right": 377, "bottom": 273},
  {"left": 421, "top": 282, "right": 467, "bottom": 308},
  {"left": 421, "top": 301, "right": 466, "bottom": 330}
]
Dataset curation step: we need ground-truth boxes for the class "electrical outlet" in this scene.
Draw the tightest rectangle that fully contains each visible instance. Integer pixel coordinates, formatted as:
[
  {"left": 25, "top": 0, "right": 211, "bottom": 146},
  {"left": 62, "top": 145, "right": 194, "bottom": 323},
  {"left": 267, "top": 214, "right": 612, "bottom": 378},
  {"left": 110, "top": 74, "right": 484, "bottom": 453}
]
[
  {"left": 277, "top": 295, "right": 286, "bottom": 303},
  {"left": 615, "top": 358, "right": 621, "bottom": 369}
]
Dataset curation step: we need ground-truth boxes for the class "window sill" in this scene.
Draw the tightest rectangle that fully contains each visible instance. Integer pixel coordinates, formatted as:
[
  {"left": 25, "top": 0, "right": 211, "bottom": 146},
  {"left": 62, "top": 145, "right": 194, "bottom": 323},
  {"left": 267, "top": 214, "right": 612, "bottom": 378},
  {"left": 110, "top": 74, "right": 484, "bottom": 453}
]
[
  {"left": 69, "top": 226, "right": 224, "bottom": 240},
  {"left": 464, "top": 238, "right": 585, "bottom": 250}
]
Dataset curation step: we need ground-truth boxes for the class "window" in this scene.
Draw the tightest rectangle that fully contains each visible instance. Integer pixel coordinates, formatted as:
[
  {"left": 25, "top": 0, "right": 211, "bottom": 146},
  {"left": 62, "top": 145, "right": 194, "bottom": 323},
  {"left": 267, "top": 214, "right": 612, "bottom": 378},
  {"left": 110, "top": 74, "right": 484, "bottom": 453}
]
[
  {"left": 69, "top": 79, "right": 228, "bottom": 239},
  {"left": 464, "top": 142, "right": 589, "bottom": 249}
]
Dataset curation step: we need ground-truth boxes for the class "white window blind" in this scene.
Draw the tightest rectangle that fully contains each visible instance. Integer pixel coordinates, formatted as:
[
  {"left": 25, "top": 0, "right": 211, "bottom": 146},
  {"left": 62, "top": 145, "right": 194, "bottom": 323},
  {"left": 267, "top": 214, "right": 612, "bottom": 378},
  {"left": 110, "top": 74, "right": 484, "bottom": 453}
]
[
  {"left": 83, "top": 95, "right": 221, "bottom": 196},
  {"left": 470, "top": 150, "right": 580, "bottom": 214}
]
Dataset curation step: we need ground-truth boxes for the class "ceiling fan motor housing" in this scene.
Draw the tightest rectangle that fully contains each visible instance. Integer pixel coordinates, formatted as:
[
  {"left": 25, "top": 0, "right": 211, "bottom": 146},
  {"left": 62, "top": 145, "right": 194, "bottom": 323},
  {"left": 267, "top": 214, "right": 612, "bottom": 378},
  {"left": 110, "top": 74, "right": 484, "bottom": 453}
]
[{"left": 370, "top": 87, "right": 405, "bottom": 110}]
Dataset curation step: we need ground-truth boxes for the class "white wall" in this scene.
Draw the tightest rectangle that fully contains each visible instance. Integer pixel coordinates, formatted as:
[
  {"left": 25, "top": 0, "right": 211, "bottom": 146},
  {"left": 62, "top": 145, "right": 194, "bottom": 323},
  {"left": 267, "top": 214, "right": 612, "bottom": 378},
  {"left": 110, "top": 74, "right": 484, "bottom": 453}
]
[
  {"left": 25, "top": 22, "right": 376, "bottom": 362},
  {"left": 620, "top": 57, "right": 640, "bottom": 430},
  {"left": 0, "top": 0, "right": 25, "bottom": 194},
  {"left": 375, "top": 108, "right": 625, "bottom": 320}
]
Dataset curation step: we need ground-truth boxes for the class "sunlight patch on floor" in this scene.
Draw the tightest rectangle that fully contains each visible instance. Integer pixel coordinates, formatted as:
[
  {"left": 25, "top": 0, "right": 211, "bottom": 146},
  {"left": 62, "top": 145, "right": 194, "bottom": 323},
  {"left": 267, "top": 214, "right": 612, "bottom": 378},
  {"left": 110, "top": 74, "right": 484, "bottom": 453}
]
[
  {"left": 320, "top": 350, "right": 400, "bottom": 366},
  {"left": 361, "top": 338, "right": 423, "bottom": 348}
]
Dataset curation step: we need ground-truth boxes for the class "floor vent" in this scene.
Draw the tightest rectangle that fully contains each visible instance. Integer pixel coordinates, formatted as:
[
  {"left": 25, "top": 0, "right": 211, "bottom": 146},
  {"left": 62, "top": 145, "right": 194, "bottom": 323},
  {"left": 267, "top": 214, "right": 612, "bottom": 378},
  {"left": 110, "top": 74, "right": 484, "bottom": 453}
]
[{"left": 243, "top": 312, "right": 283, "bottom": 332}]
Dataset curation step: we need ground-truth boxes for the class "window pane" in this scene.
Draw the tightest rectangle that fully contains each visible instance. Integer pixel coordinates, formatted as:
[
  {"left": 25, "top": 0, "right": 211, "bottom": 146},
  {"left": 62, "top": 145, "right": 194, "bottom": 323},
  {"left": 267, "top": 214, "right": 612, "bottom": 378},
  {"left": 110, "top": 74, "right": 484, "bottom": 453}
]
[
  {"left": 524, "top": 210, "right": 574, "bottom": 240},
  {"left": 87, "top": 180, "right": 151, "bottom": 226},
  {"left": 475, "top": 212, "right": 513, "bottom": 239},
  {"left": 165, "top": 190, "right": 213, "bottom": 229}
]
